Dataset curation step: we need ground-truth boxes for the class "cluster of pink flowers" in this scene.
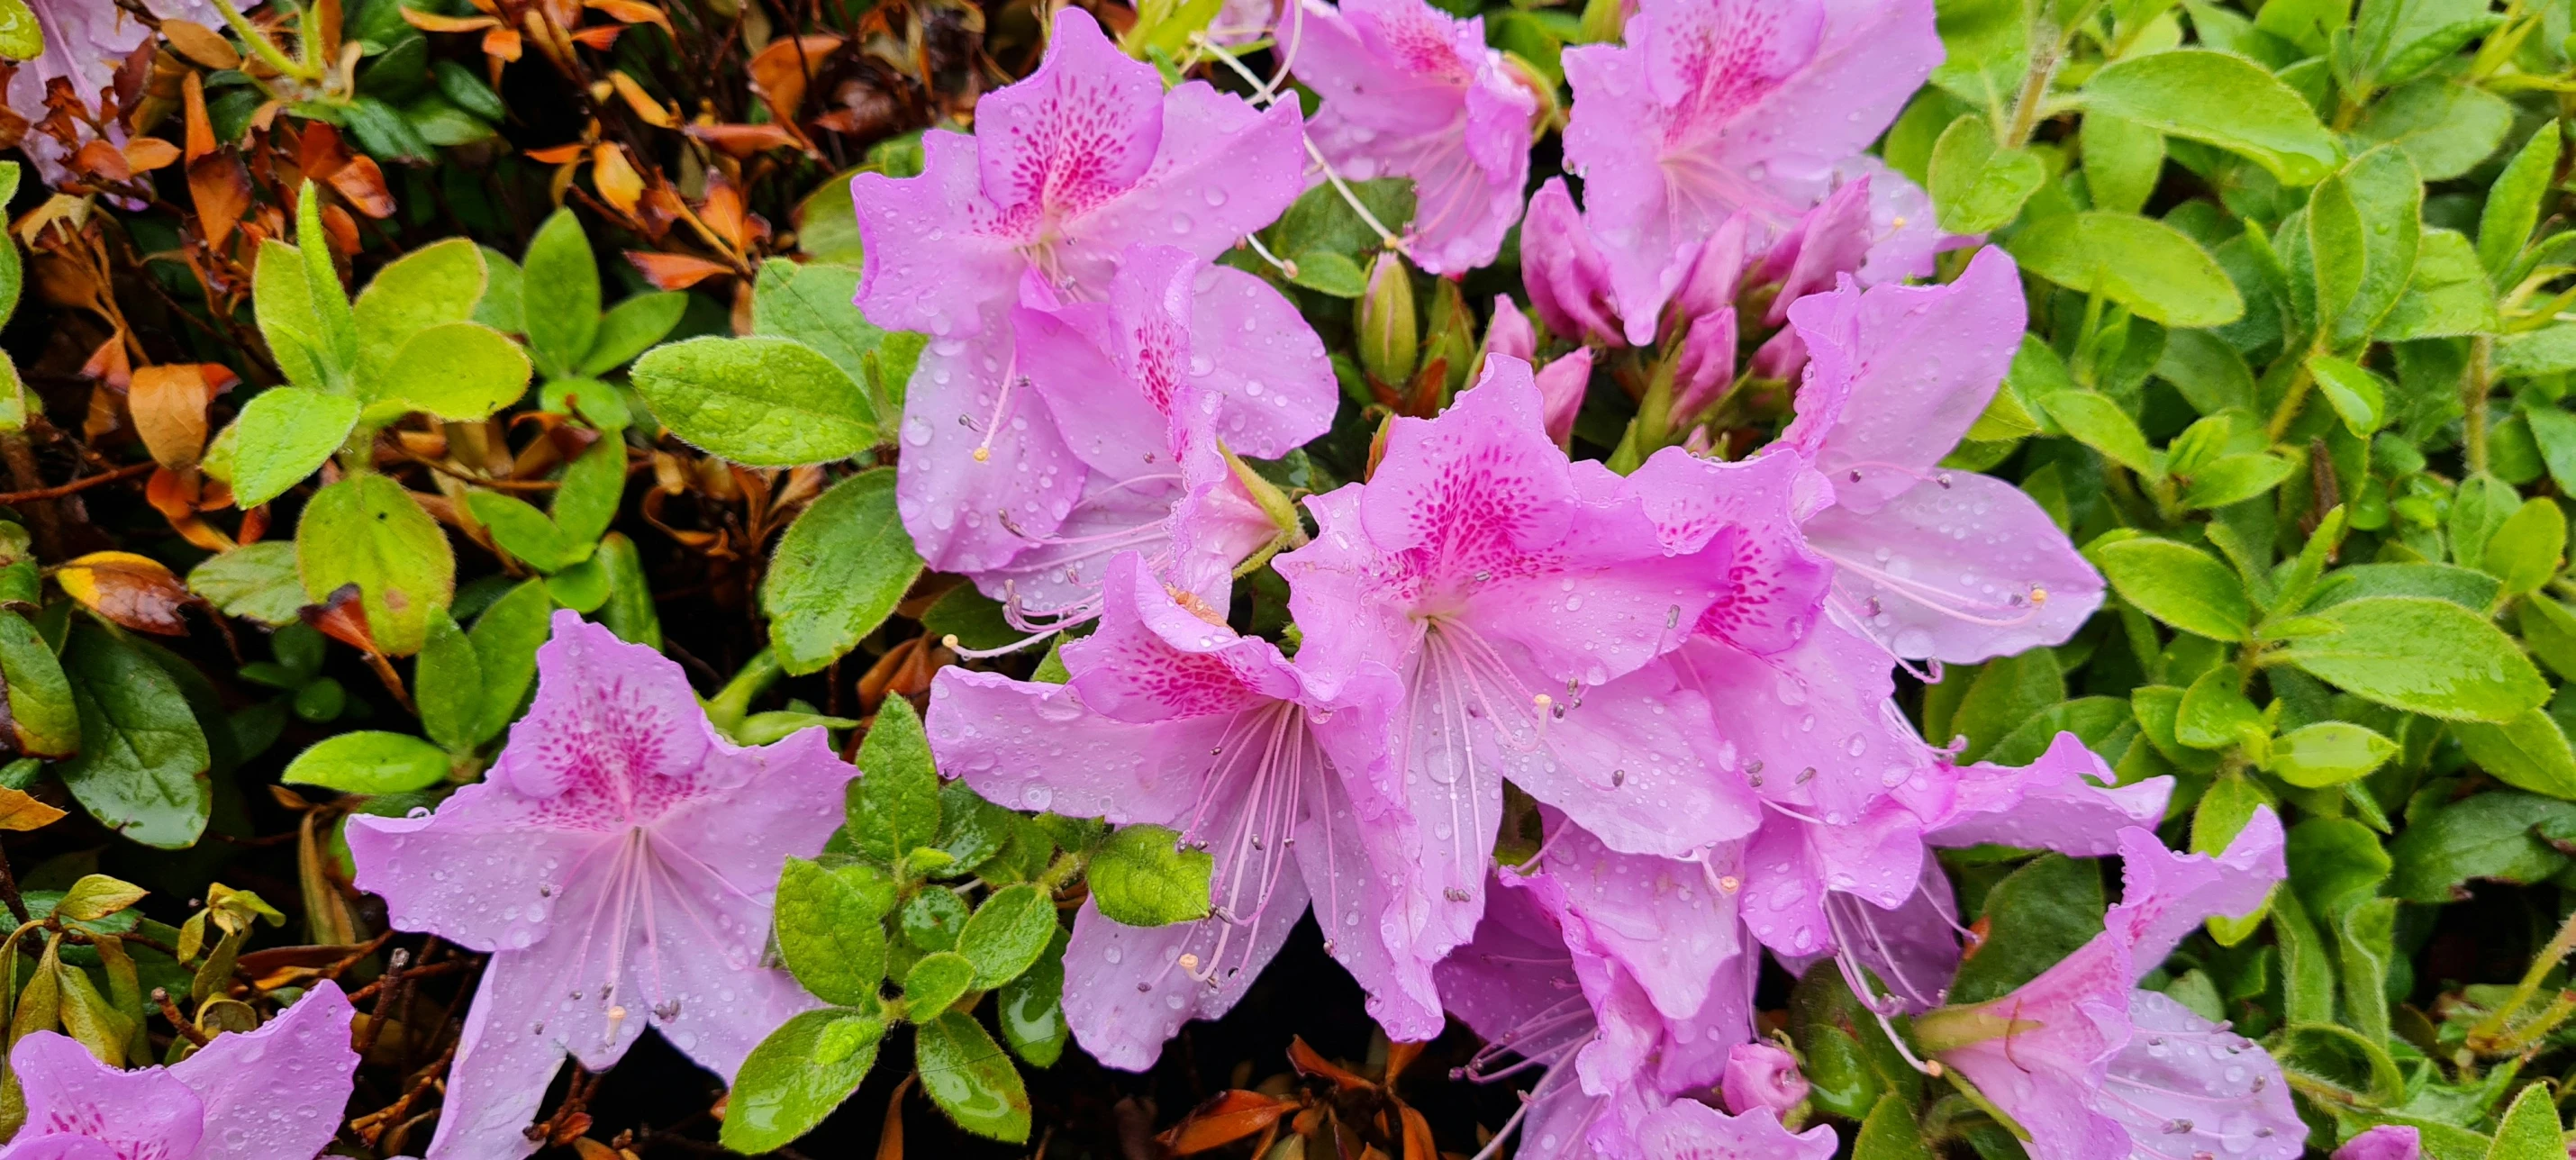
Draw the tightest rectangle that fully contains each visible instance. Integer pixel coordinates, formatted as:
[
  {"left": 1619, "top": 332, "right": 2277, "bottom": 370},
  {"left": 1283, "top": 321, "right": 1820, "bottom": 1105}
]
[{"left": 313, "top": 2, "right": 2315, "bottom": 1157}]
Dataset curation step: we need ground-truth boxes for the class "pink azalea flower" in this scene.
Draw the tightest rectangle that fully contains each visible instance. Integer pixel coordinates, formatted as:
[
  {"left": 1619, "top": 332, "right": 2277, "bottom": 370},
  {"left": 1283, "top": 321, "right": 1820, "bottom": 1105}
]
[
  {"left": 1720, "top": 1041, "right": 1810, "bottom": 1117},
  {"left": 1521, "top": 179, "right": 1628, "bottom": 348},
  {"left": 850, "top": 8, "right": 1306, "bottom": 575},
  {"left": 1922, "top": 811, "right": 2299, "bottom": 1160},
  {"left": 1290, "top": 0, "right": 1539, "bottom": 275},
  {"left": 3, "top": 980, "right": 356, "bottom": 1160},
  {"left": 924, "top": 552, "right": 1441, "bottom": 1067},
  {"left": 1535, "top": 349, "right": 1594, "bottom": 447},
  {"left": 983, "top": 242, "right": 1333, "bottom": 620},
  {"left": 6, "top": 0, "right": 219, "bottom": 188},
  {"left": 1634, "top": 1100, "right": 1837, "bottom": 1160},
  {"left": 1484, "top": 295, "right": 1538, "bottom": 365},
  {"left": 1274, "top": 358, "right": 1767, "bottom": 973},
  {"left": 1779, "top": 248, "right": 2106, "bottom": 664},
  {"left": 1560, "top": 0, "right": 1940, "bottom": 334},
  {"left": 346, "top": 612, "right": 849, "bottom": 1160}
]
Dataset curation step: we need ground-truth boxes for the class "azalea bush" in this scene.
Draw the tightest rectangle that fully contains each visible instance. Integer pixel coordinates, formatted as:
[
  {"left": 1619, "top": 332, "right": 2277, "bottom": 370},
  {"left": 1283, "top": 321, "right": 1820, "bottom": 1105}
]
[{"left": 5, "top": 0, "right": 2576, "bottom": 1155}]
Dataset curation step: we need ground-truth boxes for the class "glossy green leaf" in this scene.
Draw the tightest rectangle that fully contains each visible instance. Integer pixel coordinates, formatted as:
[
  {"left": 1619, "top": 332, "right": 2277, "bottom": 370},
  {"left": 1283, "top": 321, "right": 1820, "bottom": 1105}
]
[
  {"left": 467, "top": 493, "right": 578, "bottom": 574},
  {"left": 1088, "top": 823, "right": 1213, "bottom": 928},
  {"left": 2075, "top": 50, "right": 2341, "bottom": 184},
  {"left": 57, "top": 625, "right": 211, "bottom": 849},
  {"left": 903, "top": 949, "right": 975, "bottom": 1014},
  {"left": 521, "top": 208, "right": 601, "bottom": 379},
  {"left": 414, "top": 607, "right": 482, "bottom": 752},
  {"left": 2275, "top": 596, "right": 2547, "bottom": 721},
  {"left": 776, "top": 857, "right": 893, "bottom": 1005},
  {"left": 960, "top": 884, "right": 1057, "bottom": 990},
  {"left": 280, "top": 731, "right": 449, "bottom": 794},
  {"left": 2009, "top": 213, "right": 2245, "bottom": 328},
  {"left": 2090, "top": 535, "right": 2251, "bottom": 640},
  {"left": 467, "top": 579, "right": 552, "bottom": 743},
  {"left": 1949, "top": 854, "right": 2104, "bottom": 1004},
  {"left": 578, "top": 292, "right": 688, "bottom": 377},
  {"left": 0, "top": 612, "right": 74, "bottom": 759},
  {"left": 1928, "top": 114, "right": 2045, "bottom": 233},
  {"left": 2451, "top": 709, "right": 2576, "bottom": 800},
  {"left": 186, "top": 542, "right": 307, "bottom": 627},
  {"left": 630, "top": 337, "right": 878, "bottom": 466},
  {"left": 720, "top": 1008, "right": 884, "bottom": 1154},
  {"left": 999, "top": 926, "right": 1069, "bottom": 1067},
  {"left": 849, "top": 695, "right": 941, "bottom": 864},
  {"left": 2267, "top": 722, "right": 2398, "bottom": 788},
  {"left": 916, "top": 1011, "right": 1031, "bottom": 1143},
  {"left": 762, "top": 469, "right": 921, "bottom": 675},
  {"left": 229, "top": 388, "right": 361, "bottom": 510}
]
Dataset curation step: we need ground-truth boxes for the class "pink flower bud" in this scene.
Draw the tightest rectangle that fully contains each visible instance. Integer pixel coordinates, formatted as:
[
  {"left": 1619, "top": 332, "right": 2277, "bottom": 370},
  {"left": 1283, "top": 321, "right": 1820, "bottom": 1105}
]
[
  {"left": 1485, "top": 295, "right": 1537, "bottom": 364},
  {"left": 1721, "top": 1041, "right": 1809, "bottom": 1117},
  {"left": 2333, "top": 1127, "right": 2420, "bottom": 1160},
  {"left": 1533, "top": 349, "right": 1592, "bottom": 448}
]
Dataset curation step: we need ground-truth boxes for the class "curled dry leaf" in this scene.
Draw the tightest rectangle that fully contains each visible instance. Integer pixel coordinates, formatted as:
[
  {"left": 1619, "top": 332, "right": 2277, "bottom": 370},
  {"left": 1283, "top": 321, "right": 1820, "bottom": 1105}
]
[
  {"left": 56, "top": 550, "right": 196, "bottom": 635},
  {"left": 0, "top": 786, "right": 67, "bottom": 832}
]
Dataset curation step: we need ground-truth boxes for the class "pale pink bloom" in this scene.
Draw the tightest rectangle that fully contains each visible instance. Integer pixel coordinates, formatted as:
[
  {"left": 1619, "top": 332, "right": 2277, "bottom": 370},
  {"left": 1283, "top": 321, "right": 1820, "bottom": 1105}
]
[
  {"left": 2, "top": 981, "right": 356, "bottom": 1160},
  {"left": 1720, "top": 1041, "right": 1810, "bottom": 1117},
  {"left": 1292, "top": 0, "right": 1537, "bottom": 274},
  {"left": 347, "top": 612, "right": 848, "bottom": 1160},
  {"left": 1560, "top": 0, "right": 1940, "bottom": 334}
]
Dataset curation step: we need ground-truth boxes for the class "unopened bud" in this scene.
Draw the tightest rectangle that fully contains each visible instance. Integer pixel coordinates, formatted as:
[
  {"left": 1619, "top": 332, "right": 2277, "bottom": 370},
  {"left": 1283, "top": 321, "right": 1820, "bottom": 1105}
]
[
  {"left": 1423, "top": 277, "right": 1477, "bottom": 396},
  {"left": 1720, "top": 1041, "right": 1810, "bottom": 1117},
  {"left": 1358, "top": 250, "right": 1420, "bottom": 390},
  {"left": 1218, "top": 440, "right": 1302, "bottom": 541}
]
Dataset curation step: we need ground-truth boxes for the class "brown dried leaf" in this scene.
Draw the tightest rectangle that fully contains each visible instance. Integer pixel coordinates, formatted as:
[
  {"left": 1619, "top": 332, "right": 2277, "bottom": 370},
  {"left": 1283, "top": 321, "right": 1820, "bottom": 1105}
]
[
  {"left": 681, "top": 122, "right": 799, "bottom": 158},
  {"left": 326, "top": 155, "right": 395, "bottom": 219},
  {"left": 57, "top": 551, "right": 195, "bottom": 636},
  {"left": 567, "top": 23, "right": 622, "bottom": 50},
  {"left": 606, "top": 71, "right": 675, "bottom": 128},
  {"left": 301, "top": 583, "right": 379, "bottom": 655},
  {"left": 585, "top": 0, "right": 672, "bottom": 33},
  {"left": 401, "top": 7, "right": 503, "bottom": 32},
  {"left": 129, "top": 363, "right": 231, "bottom": 468},
  {"left": 121, "top": 137, "right": 180, "bottom": 173}
]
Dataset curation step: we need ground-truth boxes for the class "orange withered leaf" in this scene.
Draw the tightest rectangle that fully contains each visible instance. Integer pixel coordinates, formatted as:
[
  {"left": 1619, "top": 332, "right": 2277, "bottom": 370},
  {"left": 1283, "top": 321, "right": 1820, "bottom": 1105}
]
[
  {"left": 401, "top": 7, "right": 503, "bottom": 32},
  {"left": 747, "top": 35, "right": 844, "bottom": 122},
  {"left": 1158, "top": 1091, "right": 1301, "bottom": 1155},
  {"left": 0, "top": 786, "right": 66, "bottom": 832},
  {"left": 681, "top": 122, "right": 799, "bottom": 158},
  {"left": 1288, "top": 1038, "right": 1376, "bottom": 1094},
  {"left": 591, "top": 143, "right": 644, "bottom": 214},
  {"left": 328, "top": 156, "right": 396, "bottom": 219},
  {"left": 129, "top": 362, "right": 234, "bottom": 468},
  {"left": 624, "top": 250, "right": 731, "bottom": 289},
  {"left": 301, "top": 583, "right": 379, "bottom": 654},
  {"left": 122, "top": 138, "right": 180, "bottom": 172}
]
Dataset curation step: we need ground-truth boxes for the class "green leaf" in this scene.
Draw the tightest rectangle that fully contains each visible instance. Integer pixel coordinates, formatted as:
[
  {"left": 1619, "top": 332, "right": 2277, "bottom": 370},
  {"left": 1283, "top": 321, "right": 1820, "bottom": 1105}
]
[
  {"left": 579, "top": 292, "right": 687, "bottom": 377},
  {"left": 467, "top": 493, "right": 578, "bottom": 574},
  {"left": 720, "top": 1008, "right": 884, "bottom": 1155},
  {"left": 1288, "top": 249, "right": 1367, "bottom": 297},
  {"left": 2388, "top": 791, "right": 2576, "bottom": 901},
  {"left": 999, "top": 926, "right": 1069, "bottom": 1067},
  {"left": 2482, "top": 496, "right": 2564, "bottom": 595},
  {"left": 1949, "top": 854, "right": 2104, "bottom": 1004},
  {"left": 2495, "top": 326, "right": 2576, "bottom": 377},
  {"left": 371, "top": 322, "right": 531, "bottom": 421},
  {"left": 1855, "top": 1092, "right": 1936, "bottom": 1160},
  {"left": 750, "top": 259, "right": 903, "bottom": 423},
  {"left": 2044, "top": 390, "right": 2163, "bottom": 481},
  {"left": 57, "top": 625, "right": 210, "bottom": 849},
  {"left": 849, "top": 695, "right": 940, "bottom": 864},
  {"left": 473, "top": 245, "right": 523, "bottom": 334},
  {"left": 522, "top": 208, "right": 601, "bottom": 379},
  {"left": 253, "top": 240, "right": 326, "bottom": 391},
  {"left": 1928, "top": 114, "right": 2046, "bottom": 233},
  {"left": 1946, "top": 648, "right": 2065, "bottom": 761},
  {"left": 2481, "top": 122, "right": 2561, "bottom": 278},
  {"left": 763, "top": 469, "right": 921, "bottom": 675},
  {"left": 280, "top": 731, "right": 449, "bottom": 794},
  {"left": 1088, "top": 824, "right": 1213, "bottom": 927},
  {"left": 295, "top": 184, "right": 361, "bottom": 387},
  {"left": 2011, "top": 212, "right": 2243, "bottom": 327},
  {"left": 54, "top": 875, "right": 145, "bottom": 923},
  {"left": 916, "top": 1011, "right": 1031, "bottom": 1143},
  {"left": 960, "top": 884, "right": 1056, "bottom": 990},
  {"left": 467, "top": 579, "right": 552, "bottom": 743},
  {"left": 297, "top": 474, "right": 456, "bottom": 657},
  {"left": 2486, "top": 1079, "right": 2566, "bottom": 1160},
  {"left": 903, "top": 949, "right": 975, "bottom": 1014},
  {"left": 186, "top": 542, "right": 307, "bottom": 627},
  {"left": 595, "top": 532, "right": 660, "bottom": 649},
  {"left": 2267, "top": 722, "right": 2398, "bottom": 787},
  {"left": 2351, "top": 75, "right": 2514, "bottom": 182},
  {"left": 775, "top": 857, "right": 893, "bottom": 1005},
  {"left": 2180, "top": 453, "right": 2299, "bottom": 510},
  {"left": 2082, "top": 111, "right": 2166, "bottom": 216},
  {"left": 550, "top": 438, "right": 626, "bottom": 548},
  {"left": 2451, "top": 709, "right": 2576, "bottom": 800},
  {"left": 2090, "top": 535, "right": 2251, "bottom": 640},
  {"left": 415, "top": 607, "right": 481, "bottom": 752},
  {"left": 2379, "top": 227, "right": 2497, "bottom": 340},
  {"left": 545, "top": 556, "right": 610, "bottom": 612},
  {"left": 352, "top": 239, "right": 486, "bottom": 383},
  {"left": 0, "top": 2, "right": 42, "bottom": 66},
  {"left": 229, "top": 388, "right": 361, "bottom": 510},
  {"left": 2305, "top": 563, "right": 2499, "bottom": 611},
  {"left": 2307, "top": 354, "right": 2389, "bottom": 437},
  {"left": 0, "top": 612, "right": 75, "bottom": 758},
  {"left": 2309, "top": 147, "right": 2423, "bottom": 349},
  {"left": 934, "top": 779, "right": 1015, "bottom": 875},
  {"left": 629, "top": 337, "right": 878, "bottom": 466},
  {"left": 2074, "top": 50, "right": 2341, "bottom": 185},
  {"left": 2275, "top": 596, "right": 2548, "bottom": 721},
  {"left": 903, "top": 888, "right": 971, "bottom": 953},
  {"left": 2175, "top": 667, "right": 2263, "bottom": 750}
]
